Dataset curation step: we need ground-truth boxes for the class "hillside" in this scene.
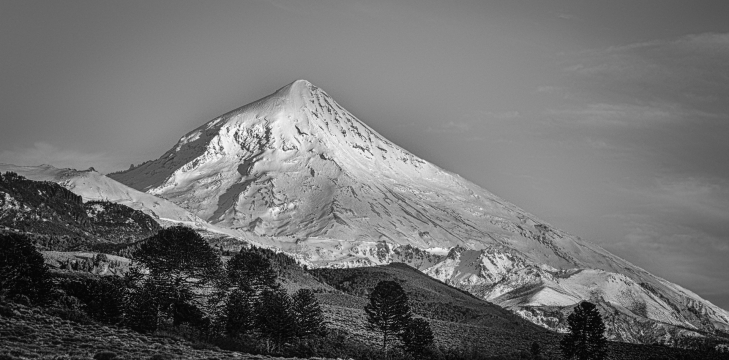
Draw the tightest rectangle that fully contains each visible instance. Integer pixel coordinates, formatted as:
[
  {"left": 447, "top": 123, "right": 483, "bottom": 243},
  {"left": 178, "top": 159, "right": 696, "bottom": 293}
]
[
  {"left": 106, "top": 79, "right": 729, "bottom": 342},
  {"left": 0, "top": 172, "right": 160, "bottom": 249},
  {"left": 0, "top": 301, "right": 315, "bottom": 360},
  {"left": 311, "top": 263, "right": 556, "bottom": 355},
  {"left": 13, "top": 249, "right": 716, "bottom": 360},
  {"left": 307, "top": 263, "right": 729, "bottom": 359}
]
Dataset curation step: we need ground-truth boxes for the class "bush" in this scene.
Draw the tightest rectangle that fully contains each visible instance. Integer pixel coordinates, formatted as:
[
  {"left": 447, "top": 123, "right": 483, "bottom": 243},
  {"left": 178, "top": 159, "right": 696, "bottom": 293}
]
[
  {"left": 46, "top": 306, "right": 93, "bottom": 324},
  {"left": 53, "top": 275, "right": 127, "bottom": 325},
  {"left": 125, "top": 280, "right": 159, "bottom": 333},
  {"left": 92, "top": 352, "right": 118, "bottom": 360},
  {"left": 148, "top": 355, "right": 173, "bottom": 360}
]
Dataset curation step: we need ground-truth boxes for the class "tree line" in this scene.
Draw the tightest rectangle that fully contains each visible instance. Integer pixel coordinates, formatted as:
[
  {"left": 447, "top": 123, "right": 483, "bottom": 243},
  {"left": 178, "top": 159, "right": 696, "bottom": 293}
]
[
  {"left": 3, "top": 227, "right": 729, "bottom": 359},
  {"left": 0, "top": 227, "right": 327, "bottom": 356}
]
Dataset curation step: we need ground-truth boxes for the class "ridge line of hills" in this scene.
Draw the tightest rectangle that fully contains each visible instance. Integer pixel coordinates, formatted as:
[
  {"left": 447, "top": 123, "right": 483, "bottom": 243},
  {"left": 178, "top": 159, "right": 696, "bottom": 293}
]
[{"left": 3, "top": 79, "right": 729, "bottom": 347}]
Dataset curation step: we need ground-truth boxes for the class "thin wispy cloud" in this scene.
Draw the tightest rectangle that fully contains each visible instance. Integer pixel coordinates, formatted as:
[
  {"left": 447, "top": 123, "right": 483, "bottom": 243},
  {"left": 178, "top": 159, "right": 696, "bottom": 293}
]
[
  {"left": 560, "top": 32, "right": 729, "bottom": 119},
  {"left": 614, "top": 217, "right": 729, "bottom": 290},
  {"left": 529, "top": 33, "right": 729, "bottom": 306},
  {"left": 651, "top": 175, "right": 729, "bottom": 221},
  {"left": 545, "top": 102, "right": 715, "bottom": 127},
  {"left": 0, "top": 142, "right": 120, "bottom": 174},
  {"left": 425, "top": 121, "right": 471, "bottom": 134}
]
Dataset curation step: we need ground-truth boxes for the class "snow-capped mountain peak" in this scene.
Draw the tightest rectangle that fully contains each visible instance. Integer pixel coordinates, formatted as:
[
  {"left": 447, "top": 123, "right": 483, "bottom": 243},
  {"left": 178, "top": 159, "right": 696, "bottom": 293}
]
[{"left": 108, "top": 80, "right": 729, "bottom": 342}]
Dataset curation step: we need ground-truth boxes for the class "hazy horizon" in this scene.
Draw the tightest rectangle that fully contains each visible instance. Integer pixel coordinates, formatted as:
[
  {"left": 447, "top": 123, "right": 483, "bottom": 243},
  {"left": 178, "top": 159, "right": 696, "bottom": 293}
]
[{"left": 2, "top": 0, "right": 728, "bottom": 310}]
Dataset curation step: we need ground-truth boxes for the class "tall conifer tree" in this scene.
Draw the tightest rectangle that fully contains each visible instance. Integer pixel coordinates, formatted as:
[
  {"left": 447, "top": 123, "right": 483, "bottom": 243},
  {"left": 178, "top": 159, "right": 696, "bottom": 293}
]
[
  {"left": 400, "top": 317, "right": 435, "bottom": 357},
  {"left": 364, "top": 280, "right": 412, "bottom": 354},
  {"left": 132, "top": 226, "right": 222, "bottom": 327},
  {"left": 257, "top": 289, "right": 297, "bottom": 351},
  {"left": 292, "top": 288, "right": 327, "bottom": 337},
  {"left": 560, "top": 301, "right": 607, "bottom": 360}
]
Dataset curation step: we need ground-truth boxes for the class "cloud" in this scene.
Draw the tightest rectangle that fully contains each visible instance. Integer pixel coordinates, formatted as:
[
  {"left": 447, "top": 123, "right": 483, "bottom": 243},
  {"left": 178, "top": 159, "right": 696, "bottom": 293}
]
[
  {"left": 651, "top": 175, "right": 729, "bottom": 222},
  {"left": 486, "top": 111, "right": 520, "bottom": 120},
  {"left": 543, "top": 32, "right": 729, "bottom": 130},
  {"left": 602, "top": 213, "right": 729, "bottom": 298},
  {"left": 556, "top": 13, "right": 573, "bottom": 20},
  {"left": 560, "top": 32, "right": 729, "bottom": 115},
  {"left": 532, "top": 32, "right": 729, "bottom": 309},
  {"left": 0, "top": 142, "right": 120, "bottom": 173},
  {"left": 462, "top": 110, "right": 521, "bottom": 122},
  {"left": 425, "top": 121, "right": 471, "bottom": 133},
  {"left": 544, "top": 102, "right": 715, "bottom": 127},
  {"left": 536, "top": 85, "right": 561, "bottom": 93}
]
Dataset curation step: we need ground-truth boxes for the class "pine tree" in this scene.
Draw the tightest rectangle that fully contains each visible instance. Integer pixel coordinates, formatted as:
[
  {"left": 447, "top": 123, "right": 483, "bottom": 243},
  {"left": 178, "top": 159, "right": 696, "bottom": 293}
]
[
  {"left": 0, "top": 233, "right": 52, "bottom": 304},
  {"left": 84, "top": 277, "right": 126, "bottom": 325},
  {"left": 125, "top": 280, "right": 159, "bottom": 333},
  {"left": 531, "top": 341, "right": 542, "bottom": 360},
  {"left": 364, "top": 280, "right": 412, "bottom": 354},
  {"left": 226, "top": 248, "right": 278, "bottom": 295},
  {"left": 560, "top": 301, "right": 607, "bottom": 360},
  {"left": 224, "top": 248, "right": 280, "bottom": 336},
  {"left": 257, "top": 289, "right": 297, "bottom": 351},
  {"left": 400, "top": 317, "right": 435, "bottom": 357},
  {"left": 133, "top": 226, "right": 222, "bottom": 286},
  {"left": 132, "top": 226, "right": 223, "bottom": 327},
  {"left": 225, "top": 288, "right": 257, "bottom": 337},
  {"left": 292, "top": 288, "right": 327, "bottom": 337}
]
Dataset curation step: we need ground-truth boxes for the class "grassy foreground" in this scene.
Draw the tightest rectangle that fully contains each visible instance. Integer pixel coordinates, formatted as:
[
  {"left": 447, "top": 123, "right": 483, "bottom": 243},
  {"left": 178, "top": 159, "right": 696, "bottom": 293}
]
[{"left": 0, "top": 301, "right": 320, "bottom": 360}]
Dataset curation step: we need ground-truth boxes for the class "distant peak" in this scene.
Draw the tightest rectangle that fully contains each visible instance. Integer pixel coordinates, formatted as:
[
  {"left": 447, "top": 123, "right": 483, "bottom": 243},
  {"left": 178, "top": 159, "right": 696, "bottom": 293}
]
[
  {"left": 274, "top": 79, "right": 317, "bottom": 100},
  {"left": 292, "top": 79, "right": 312, "bottom": 87}
]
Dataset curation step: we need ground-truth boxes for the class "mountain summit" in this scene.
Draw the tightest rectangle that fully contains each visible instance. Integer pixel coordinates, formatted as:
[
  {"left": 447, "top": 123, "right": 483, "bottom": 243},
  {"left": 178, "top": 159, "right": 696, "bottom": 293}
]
[
  {"left": 109, "top": 80, "right": 729, "bottom": 342},
  {"left": 111, "top": 79, "right": 491, "bottom": 247}
]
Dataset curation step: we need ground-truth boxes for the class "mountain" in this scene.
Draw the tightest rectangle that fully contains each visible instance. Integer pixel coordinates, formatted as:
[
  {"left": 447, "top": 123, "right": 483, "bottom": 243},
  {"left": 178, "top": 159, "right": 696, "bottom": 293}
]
[
  {"left": 0, "top": 163, "right": 249, "bottom": 240},
  {"left": 0, "top": 172, "right": 159, "bottom": 247},
  {"left": 308, "top": 263, "right": 714, "bottom": 359},
  {"left": 108, "top": 79, "right": 729, "bottom": 342}
]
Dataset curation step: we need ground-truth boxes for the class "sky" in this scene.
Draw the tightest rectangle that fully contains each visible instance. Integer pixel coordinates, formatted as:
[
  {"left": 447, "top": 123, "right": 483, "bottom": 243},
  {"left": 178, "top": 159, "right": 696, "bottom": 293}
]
[{"left": 1, "top": 0, "right": 728, "bottom": 309}]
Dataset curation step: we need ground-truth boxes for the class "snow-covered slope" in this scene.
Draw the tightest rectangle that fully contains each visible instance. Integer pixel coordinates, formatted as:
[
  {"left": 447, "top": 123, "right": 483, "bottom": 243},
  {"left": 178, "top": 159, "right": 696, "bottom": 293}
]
[
  {"left": 0, "top": 163, "right": 245, "bottom": 239},
  {"left": 108, "top": 79, "right": 729, "bottom": 342}
]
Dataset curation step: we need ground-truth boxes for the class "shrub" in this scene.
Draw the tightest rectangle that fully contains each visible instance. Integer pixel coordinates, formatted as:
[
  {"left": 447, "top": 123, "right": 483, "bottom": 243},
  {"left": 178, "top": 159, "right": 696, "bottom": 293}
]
[
  {"left": 92, "top": 352, "right": 118, "bottom": 360},
  {"left": 148, "top": 355, "right": 173, "bottom": 360},
  {"left": 125, "top": 281, "right": 159, "bottom": 333}
]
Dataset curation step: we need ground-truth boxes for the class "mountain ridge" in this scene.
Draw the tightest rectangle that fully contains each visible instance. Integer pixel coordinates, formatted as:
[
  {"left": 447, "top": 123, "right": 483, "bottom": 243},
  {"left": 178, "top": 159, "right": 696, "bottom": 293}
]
[{"left": 88, "top": 79, "right": 729, "bottom": 341}]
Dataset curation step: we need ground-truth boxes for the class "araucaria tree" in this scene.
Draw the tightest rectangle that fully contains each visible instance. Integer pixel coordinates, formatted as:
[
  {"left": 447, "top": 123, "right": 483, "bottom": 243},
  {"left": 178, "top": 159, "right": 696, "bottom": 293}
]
[
  {"left": 560, "top": 301, "right": 607, "bottom": 360},
  {"left": 0, "top": 233, "right": 52, "bottom": 304},
  {"left": 401, "top": 317, "right": 435, "bottom": 357},
  {"left": 364, "top": 280, "right": 412, "bottom": 354},
  {"left": 225, "top": 248, "right": 279, "bottom": 336},
  {"left": 132, "top": 226, "right": 223, "bottom": 327},
  {"left": 292, "top": 288, "right": 327, "bottom": 338},
  {"left": 257, "top": 288, "right": 298, "bottom": 351}
]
